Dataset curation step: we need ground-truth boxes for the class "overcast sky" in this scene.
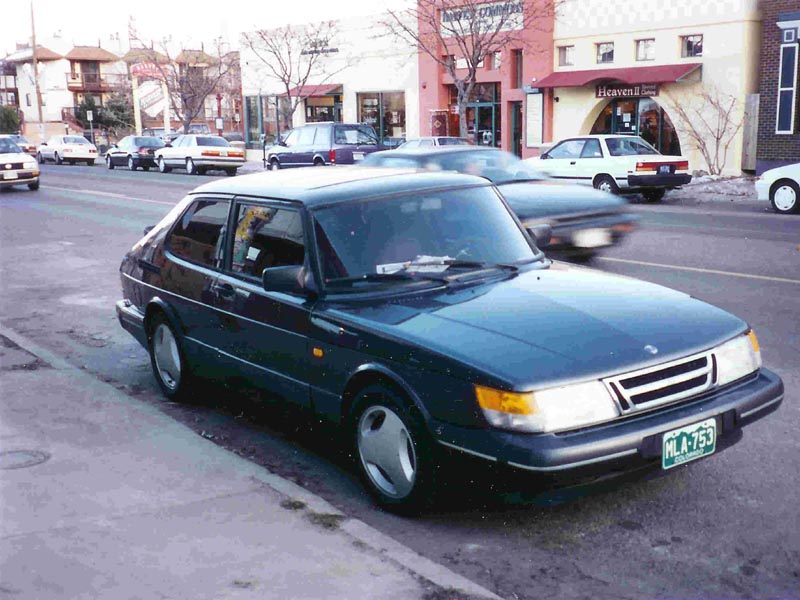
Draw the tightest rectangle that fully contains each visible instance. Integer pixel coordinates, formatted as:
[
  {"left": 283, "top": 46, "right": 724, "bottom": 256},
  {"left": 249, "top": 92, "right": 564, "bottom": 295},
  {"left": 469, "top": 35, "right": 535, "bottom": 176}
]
[{"left": 2, "top": 0, "right": 406, "bottom": 56}]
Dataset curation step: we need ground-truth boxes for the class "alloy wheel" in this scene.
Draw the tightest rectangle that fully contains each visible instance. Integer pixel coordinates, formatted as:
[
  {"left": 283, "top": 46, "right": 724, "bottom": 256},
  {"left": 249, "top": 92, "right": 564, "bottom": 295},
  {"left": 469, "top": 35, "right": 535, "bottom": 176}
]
[{"left": 357, "top": 405, "right": 417, "bottom": 499}]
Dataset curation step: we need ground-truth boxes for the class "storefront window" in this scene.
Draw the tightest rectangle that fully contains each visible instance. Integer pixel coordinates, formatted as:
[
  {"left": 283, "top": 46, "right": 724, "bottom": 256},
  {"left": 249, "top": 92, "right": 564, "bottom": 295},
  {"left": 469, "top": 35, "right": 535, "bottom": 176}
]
[
  {"left": 590, "top": 97, "right": 681, "bottom": 155},
  {"left": 305, "top": 95, "right": 341, "bottom": 123},
  {"left": 449, "top": 84, "right": 501, "bottom": 147},
  {"left": 357, "top": 91, "right": 406, "bottom": 147}
]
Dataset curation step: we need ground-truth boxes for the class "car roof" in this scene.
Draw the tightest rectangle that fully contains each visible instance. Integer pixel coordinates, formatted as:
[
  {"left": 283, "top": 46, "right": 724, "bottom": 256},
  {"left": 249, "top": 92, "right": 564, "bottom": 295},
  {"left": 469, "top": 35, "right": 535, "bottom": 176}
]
[
  {"left": 375, "top": 146, "right": 501, "bottom": 158},
  {"left": 190, "top": 166, "right": 490, "bottom": 207}
]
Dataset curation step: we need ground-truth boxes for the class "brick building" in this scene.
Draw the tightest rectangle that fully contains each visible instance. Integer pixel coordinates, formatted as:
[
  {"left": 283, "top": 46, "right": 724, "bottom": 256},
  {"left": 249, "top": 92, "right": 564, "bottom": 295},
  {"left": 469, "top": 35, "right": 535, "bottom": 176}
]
[{"left": 756, "top": 1, "right": 800, "bottom": 174}]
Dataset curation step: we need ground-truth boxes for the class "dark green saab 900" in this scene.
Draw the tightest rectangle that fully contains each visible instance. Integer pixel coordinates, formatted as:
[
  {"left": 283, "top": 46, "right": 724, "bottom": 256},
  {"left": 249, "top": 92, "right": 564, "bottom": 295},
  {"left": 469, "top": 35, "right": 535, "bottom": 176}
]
[{"left": 116, "top": 167, "right": 783, "bottom": 512}]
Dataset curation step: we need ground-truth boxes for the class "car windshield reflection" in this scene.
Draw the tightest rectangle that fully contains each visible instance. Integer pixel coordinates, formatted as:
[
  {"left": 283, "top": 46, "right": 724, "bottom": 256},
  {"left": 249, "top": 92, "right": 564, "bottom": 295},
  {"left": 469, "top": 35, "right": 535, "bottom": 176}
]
[{"left": 313, "top": 186, "right": 539, "bottom": 289}]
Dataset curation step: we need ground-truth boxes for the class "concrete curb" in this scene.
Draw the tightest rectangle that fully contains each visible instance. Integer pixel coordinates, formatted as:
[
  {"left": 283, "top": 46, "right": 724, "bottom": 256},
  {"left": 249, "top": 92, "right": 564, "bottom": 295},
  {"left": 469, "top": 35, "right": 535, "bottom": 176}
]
[{"left": 0, "top": 325, "right": 503, "bottom": 600}]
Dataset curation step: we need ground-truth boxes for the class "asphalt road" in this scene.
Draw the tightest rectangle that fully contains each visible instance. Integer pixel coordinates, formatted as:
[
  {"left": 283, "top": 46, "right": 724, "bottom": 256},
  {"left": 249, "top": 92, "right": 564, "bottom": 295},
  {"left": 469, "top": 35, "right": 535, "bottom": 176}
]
[{"left": 1, "top": 163, "right": 798, "bottom": 600}]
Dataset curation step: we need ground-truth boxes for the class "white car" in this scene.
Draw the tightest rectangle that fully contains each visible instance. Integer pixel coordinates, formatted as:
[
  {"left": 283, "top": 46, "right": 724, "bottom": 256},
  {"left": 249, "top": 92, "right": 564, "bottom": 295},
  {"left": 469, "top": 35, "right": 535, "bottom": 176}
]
[
  {"left": 155, "top": 134, "right": 245, "bottom": 176},
  {"left": 754, "top": 162, "right": 800, "bottom": 215},
  {"left": 0, "top": 136, "right": 39, "bottom": 191},
  {"left": 529, "top": 134, "right": 692, "bottom": 202},
  {"left": 37, "top": 135, "right": 98, "bottom": 166}
]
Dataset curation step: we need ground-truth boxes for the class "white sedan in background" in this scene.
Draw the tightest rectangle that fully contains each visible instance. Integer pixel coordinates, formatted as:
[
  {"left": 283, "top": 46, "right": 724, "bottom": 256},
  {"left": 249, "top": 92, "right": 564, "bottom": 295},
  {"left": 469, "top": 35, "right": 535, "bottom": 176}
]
[
  {"left": 37, "top": 135, "right": 98, "bottom": 166},
  {"left": 755, "top": 162, "right": 800, "bottom": 215},
  {"left": 0, "top": 136, "right": 39, "bottom": 191},
  {"left": 155, "top": 134, "right": 245, "bottom": 176},
  {"left": 528, "top": 134, "right": 692, "bottom": 202}
]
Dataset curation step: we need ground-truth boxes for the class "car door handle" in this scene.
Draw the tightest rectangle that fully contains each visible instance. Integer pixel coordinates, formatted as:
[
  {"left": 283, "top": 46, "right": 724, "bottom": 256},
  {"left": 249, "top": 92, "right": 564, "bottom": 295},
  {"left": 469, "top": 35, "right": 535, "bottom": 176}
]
[
  {"left": 570, "top": 161, "right": 577, "bottom": 165},
  {"left": 211, "top": 282, "right": 235, "bottom": 299}
]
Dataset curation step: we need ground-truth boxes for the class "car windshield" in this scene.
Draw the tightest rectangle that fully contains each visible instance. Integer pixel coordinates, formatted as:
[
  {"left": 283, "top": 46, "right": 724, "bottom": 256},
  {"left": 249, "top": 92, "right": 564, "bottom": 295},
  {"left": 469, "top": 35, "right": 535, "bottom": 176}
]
[
  {"left": 313, "top": 186, "right": 538, "bottom": 287},
  {"left": 134, "top": 137, "right": 164, "bottom": 147},
  {"left": 196, "top": 136, "right": 230, "bottom": 147},
  {"left": 12, "top": 135, "right": 29, "bottom": 143},
  {"left": 438, "top": 137, "right": 471, "bottom": 145},
  {"left": 0, "top": 138, "right": 22, "bottom": 154},
  {"left": 606, "top": 137, "right": 660, "bottom": 156},
  {"left": 65, "top": 136, "right": 90, "bottom": 145}
]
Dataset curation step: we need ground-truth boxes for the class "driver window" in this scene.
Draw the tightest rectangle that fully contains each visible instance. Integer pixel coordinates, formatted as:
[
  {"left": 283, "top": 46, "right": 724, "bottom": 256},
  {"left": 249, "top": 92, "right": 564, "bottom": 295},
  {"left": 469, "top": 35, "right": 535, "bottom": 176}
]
[
  {"left": 283, "top": 130, "right": 300, "bottom": 147},
  {"left": 230, "top": 204, "right": 305, "bottom": 281},
  {"left": 547, "top": 139, "right": 586, "bottom": 159}
]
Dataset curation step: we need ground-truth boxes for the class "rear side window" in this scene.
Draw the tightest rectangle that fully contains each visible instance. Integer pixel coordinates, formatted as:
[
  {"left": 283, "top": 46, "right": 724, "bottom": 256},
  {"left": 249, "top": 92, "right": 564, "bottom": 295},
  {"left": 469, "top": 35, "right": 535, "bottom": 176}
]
[
  {"left": 334, "top": 125, "right": 378, "bottom": 145},
  {"left": 580, "top": 139, "right": 603, "bottom": 158},
  {"left": 167, "top": 199, "right": 230, "bottom": 269},
  {"left": 230, "top": 204, "right": 305, "bottom": 280}
]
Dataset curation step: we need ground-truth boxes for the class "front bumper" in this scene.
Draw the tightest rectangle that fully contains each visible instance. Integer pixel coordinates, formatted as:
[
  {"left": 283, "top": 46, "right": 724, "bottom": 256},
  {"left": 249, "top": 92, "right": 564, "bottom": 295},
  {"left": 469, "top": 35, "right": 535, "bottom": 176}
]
[
  {"left": 435, "top": 368, "right": 783, "bottom": 484},
  {"left": 626, "top": 173, "right": 692, "bottom": 188},
  {"left": 754, "top": 179, "right": 769, "bottom": 201},
  {"left": 525, "top": 213, "right": 638, "bottom": 255},
  {"left": 0, "top": 170, "right": 39, "bottom": 187}
]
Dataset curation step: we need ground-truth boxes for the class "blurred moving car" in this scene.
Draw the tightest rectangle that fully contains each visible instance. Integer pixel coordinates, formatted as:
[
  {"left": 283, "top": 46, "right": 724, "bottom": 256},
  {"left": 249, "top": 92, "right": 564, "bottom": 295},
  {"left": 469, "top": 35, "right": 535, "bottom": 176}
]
[
  {"left": 264, "top": 122, "right": 381, "bottom": 170},
  {"left": 106, "top": 135, "right": 165, "bottom": 171},
  {"left": 397, "top": 136, "right": 473, "bottom": 149},
  {"left": 529, "top": 134, "right": 691, "bottom": 202},
  {"left": 37, "top": 135, "right": 98, "bottom": 166},
  {"left": 155, "top": 134, "right": 245, "bottom": 176},
  {"left": 0, "top": 134, "right": 36, "bottom": 156},
  {"left": 143, "top": 127, "right": 177, "bottom": 143},
  {"left": 116, "top": 167, "right": 783, "bottom": 512},
  {"left": 754, "top": 162, "right": 800, "bottom": 215},
  {"left": 362, "top": 146, "right": 637, "bottom": 259},
  {"left": 0, "top": 137, "right": 39, "bottom": 191}
]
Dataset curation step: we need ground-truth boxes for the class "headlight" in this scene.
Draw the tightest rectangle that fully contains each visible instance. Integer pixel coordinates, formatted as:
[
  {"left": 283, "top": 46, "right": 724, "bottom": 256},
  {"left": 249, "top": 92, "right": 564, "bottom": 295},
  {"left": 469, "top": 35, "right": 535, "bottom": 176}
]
[
  {"left": 475, "top": 381, "right": 619, "bottom": 433},
  {"left": 23, "top": 162, "right": 36, "bottom": 169},
  {"left": 715, "top": 330, "right": 761, "bottom": 386}
]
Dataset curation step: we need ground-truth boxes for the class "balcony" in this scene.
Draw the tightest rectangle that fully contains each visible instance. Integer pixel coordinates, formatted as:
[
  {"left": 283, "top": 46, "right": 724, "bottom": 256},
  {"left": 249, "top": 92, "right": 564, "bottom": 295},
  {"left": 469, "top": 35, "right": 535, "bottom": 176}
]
[{"left": 66, "top": 72, "right": 127, "bottom": 92}]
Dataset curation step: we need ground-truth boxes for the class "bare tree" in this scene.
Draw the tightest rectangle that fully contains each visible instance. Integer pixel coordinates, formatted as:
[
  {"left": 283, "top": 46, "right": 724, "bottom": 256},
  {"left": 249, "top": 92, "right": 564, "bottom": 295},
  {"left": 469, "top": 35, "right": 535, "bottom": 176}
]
[
  {"left": 241, "top": 21, "right": 348, "bottom": 131},
  {"left": 665, "top": 86, "right": 744, "bottom": 176},
  {"left": 384, "top": 0, "right": 559, "bottom": 138},
  {"left": 129, "top": 37, "right": 238, "bottom": 134}
]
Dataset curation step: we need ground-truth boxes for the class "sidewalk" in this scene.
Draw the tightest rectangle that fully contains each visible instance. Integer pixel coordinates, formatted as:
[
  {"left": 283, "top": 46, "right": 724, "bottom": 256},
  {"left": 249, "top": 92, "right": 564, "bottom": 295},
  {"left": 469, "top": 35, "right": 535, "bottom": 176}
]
[{"left": 0, "top": 327, "right": 500, "bottom": 600}]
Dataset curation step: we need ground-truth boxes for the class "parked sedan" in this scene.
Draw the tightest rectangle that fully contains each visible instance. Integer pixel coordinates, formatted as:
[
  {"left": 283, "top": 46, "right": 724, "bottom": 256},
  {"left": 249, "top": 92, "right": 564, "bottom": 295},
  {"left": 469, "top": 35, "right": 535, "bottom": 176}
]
[
  {"left": 530, "top": 134, "right": 692, "bottom": 202},
  {"left": 362, "top": 146, "right": 637, "bottom": 259},
  {"left": 754, "top": 162, "right": 800, "bottom": 215},
  {"left": 116, "top": 167, "right": 783, "bottom": 512},
  {"left": 0, "top": 137, "right": 39, "bottom": 190},
  {"left": 37, "top": 135, "right": 98, "bottom": 166},
  {"left": 155, "top": 134, "right": 245, "bottom": 176},
  {"left": 0, "top": 134, "right": 36, "bottom": 156},
  {"left": 106, "top": 135, "right": 165, "bottom": 171}
]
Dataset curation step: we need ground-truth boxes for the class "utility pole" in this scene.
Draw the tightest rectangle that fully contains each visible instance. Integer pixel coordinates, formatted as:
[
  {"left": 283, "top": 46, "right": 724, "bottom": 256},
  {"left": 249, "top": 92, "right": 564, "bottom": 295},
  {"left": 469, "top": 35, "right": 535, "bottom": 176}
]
[{"left": 30, "top": 0, "right": 45, "bottom": 141}]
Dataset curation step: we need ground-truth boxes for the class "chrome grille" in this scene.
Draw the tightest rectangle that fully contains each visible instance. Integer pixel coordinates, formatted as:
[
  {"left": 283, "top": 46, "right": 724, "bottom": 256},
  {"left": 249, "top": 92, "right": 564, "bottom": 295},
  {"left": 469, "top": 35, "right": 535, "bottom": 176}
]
[{"left": 603, "top": 351, "right": 715, "bottom": 413}]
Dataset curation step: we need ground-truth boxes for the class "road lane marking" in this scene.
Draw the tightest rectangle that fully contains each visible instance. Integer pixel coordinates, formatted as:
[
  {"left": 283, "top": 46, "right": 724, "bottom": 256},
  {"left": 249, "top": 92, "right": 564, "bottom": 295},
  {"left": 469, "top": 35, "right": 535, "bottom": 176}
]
[
  {"left": 597, "top": 257, "right": 800, "bottom": 285},
  {"left": 42, "top": 185, "right": 175, "bottom": 206}
]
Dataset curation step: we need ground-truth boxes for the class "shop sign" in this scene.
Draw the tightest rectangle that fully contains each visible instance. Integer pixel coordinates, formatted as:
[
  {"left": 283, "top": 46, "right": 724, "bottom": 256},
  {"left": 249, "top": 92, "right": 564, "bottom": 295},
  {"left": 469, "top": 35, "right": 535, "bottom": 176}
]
[
  {"left": 596, "top": 83, "right": 658, "bottom": 98},
  {"left": 441, "top": 1, "right": 524, "bottom": 33}
]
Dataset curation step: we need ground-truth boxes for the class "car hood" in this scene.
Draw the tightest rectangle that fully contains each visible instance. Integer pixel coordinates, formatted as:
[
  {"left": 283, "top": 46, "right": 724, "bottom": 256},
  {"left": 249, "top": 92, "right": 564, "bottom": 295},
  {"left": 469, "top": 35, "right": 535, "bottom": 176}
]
[
  {"left": 326, "top": 263, "right": 746, "bottom": 388},
  {"left": 497, "top": 181, "right": 629, "bottom": 219},
  {"left": 0, "top": 152, "right": 34, "bottom": 162},
  {"left": 762, "top": 163, "right": 800, "bottom": 181}
]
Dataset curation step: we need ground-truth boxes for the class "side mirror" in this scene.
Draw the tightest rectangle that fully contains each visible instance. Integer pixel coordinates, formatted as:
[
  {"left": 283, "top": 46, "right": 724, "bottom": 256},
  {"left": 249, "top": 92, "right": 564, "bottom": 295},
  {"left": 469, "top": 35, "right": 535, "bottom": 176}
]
[
  {"left": 527, "top": 224, "right": 552, "bottom": 249},
  {"left": 262, "top": 265, "right": 314, "bottom": 297},
  {"left": 143, "top": 225, "right": 155, "bottom": 236},
  {"left": 164, "top": 143, "right": 172, "bottom": 148},
  {"left": 40, "top": 142, "right": 47, "bottom": 146},
  {"left": 540, "top": 152, "right": 550, "bottom": 160},
  {"left": 112, "top": 143, "right": 118, "bottom": 148}
]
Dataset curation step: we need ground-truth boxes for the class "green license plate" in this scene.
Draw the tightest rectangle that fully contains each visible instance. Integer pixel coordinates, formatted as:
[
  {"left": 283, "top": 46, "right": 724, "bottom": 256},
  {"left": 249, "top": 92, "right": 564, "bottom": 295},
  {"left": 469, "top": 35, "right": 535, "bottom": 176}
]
[{"left": 662, "top": 418, "right": 717, "bottom": 470}]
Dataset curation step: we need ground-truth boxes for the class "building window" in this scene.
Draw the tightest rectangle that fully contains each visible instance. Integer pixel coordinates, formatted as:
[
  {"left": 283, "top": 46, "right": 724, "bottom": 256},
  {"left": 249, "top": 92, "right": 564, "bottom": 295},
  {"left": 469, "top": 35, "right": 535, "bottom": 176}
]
[
  {"left": 512, "top": 49, "right": 523, "bottom": 88},
  {"left": 636, "top": 39, "right": 655, "bottom": 61},
  {"left": 491, "top": 51, "right": 502, "bottom": 70},
  {"left": 776, "top": 44, "right": 798, "bottom": 134},
  {"left": 26, "top": 93, "right": 31, "bottom": 107},
  {"left": 455, "top": 56, "right": 484, "bottom": 70},
  {"left": 558, "top": 45, "right": 574, "bottom": 66},
  {"left": 443, "top": 55, "right": 455, "bottom": 71},
  {"left": 357, "top": 91, "right": 405, "bottom": 145},
  {"left": 681, "top": 35, "right": 703, "bottom": 58},
  {"left": 596, "top": 42, "right": 614, "bottom": 64}
]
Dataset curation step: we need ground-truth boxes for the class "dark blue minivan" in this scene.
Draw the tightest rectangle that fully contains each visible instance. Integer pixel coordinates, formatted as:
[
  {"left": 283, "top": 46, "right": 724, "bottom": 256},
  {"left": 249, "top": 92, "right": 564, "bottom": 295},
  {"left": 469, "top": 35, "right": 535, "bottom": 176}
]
[{"left": 264, "top": 122, "right": 382, "bottom": 170}]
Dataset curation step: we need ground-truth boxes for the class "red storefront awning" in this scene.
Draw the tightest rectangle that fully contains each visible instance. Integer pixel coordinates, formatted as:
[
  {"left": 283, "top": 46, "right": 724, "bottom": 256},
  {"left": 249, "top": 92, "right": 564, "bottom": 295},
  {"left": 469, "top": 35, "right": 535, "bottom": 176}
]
[
  {"left": 534, "top": 63, "right": 702, "bottom": 88},
  {"left": 284, "top": 83, "right": 342, "bottom": 97}
]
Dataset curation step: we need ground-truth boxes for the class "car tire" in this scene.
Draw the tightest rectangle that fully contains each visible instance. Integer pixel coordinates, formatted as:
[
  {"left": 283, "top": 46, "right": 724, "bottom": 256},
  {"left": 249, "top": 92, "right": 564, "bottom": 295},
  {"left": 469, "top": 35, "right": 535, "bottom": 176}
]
[
  {"left": 54, "top": 152, "right": 62, "bottom": 165},
  {"left": 269, "top": 158, "right": 280, "bottom": 171},
  {"left": 186, "top": 157, "right": 197, "bottom": 175},
  {"left": 147, "top": 312, "right": 195, "bottom": 402},
  {"left": 594, "top": 175, "right": 619, "bottom": 195},
  {"left": 28, "top": 180, "right": 39, "bottom": 191},
  {"left": 158, "top": 156, "right": 171, "bottom": 173},
  {"left": 106, "top": 155, "right": 115, "bottom": 170},
  {"left": 642, "top": 189, "right": 665, "bottom": 203},
  {"left": 769, "top": 179, "right": 800, "bottom": 215},
  {"left": 313, "top": 157, "right": 325, "bottom": 166},
  {"left": 128, "top": 156, "right": 137, "bottom": 171},
  {"left": 36, "top": 152, "right": 44, "bottom": 164},
  {"left": 225, "top": 168, "right": 237, "bottom": 177},
  {"left": 86, "top": 160, "right": 95, "bottom": 166},
  {"left": 351, "top": 383, "right": 437, "bottom": 513}
]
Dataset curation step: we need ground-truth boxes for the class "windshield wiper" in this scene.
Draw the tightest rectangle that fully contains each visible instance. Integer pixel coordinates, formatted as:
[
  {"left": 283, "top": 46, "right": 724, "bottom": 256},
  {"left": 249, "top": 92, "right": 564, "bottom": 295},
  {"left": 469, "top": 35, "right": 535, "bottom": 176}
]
[{"left": 403, "top": 259, "right": 518, "bottom": 273}]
